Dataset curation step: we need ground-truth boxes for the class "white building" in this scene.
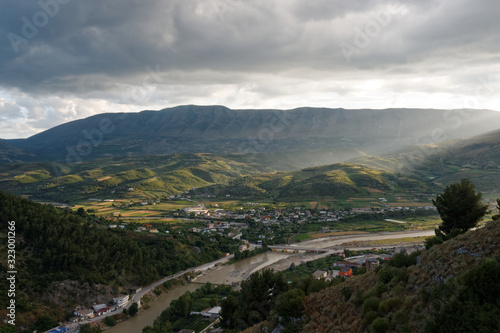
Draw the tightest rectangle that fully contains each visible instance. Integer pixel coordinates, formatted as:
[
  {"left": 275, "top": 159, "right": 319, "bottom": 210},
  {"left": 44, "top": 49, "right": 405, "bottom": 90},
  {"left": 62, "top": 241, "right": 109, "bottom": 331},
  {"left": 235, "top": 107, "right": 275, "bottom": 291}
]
[
  {"left": 183, "top": 205, "right": 208, "bottom": 215},
  {"left": 113, "top": 295, "right": 129, "bottom": 307}
]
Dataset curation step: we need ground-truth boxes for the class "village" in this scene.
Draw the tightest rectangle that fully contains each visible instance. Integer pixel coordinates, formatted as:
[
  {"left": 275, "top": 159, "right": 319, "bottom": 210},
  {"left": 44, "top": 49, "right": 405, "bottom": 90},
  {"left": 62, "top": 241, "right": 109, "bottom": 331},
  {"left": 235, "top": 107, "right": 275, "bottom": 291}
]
[{"left": 49, "top": 195, "right": 437, "bottom": 332}]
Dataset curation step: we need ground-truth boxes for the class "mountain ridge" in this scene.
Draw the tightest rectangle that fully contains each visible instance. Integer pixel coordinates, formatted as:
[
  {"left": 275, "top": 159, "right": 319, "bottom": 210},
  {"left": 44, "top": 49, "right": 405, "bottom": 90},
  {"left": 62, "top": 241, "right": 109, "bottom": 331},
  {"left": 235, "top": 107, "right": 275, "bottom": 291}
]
[{"left": 4, "top": 106, "right": 500, "bottom": 165}]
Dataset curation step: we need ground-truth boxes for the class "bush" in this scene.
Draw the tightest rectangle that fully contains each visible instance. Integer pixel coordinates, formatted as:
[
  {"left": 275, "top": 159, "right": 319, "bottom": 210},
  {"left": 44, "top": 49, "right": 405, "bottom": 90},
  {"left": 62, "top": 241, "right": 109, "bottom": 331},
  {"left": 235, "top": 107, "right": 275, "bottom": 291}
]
[
  {"left": 129, "top": 302, "right": 139, "bottom": 316},
  {"left": 375, "top": 283, "right": 388, "bottom": 297},
  {"left": 371, "top": 317, "right": 390, "bottom": 333},
  {"left": 387, "top": 251, "right": 419, "bottom": 268},
  {"left": 35, "top": 315, "right": 58, "bottom": 331},
  {"left": 363, "top": 297, "right": 380, "bottom": 315},
  {"left": 275, "top": 289, "right": 305, "bottom": 320},
  {"left": 379, "top": 297, "right": 401, "bottom": 313},
  {"left": 393, "top": 309, "right": 408, "bottom": 324},
  {"left": 341, "top": 286, "right": 352, "bottom": 301},
  {"left": 378, "top": 266, "right": 398, "bottom": 284},
  {"left": 104, "top": 316, "right": 117, "bottom": 326},
  {"left": 362, "top": 311, "right": 379, "bottom": 328},
  {"left": 425, "top": 235, "right": 443, "bottom": 249}
]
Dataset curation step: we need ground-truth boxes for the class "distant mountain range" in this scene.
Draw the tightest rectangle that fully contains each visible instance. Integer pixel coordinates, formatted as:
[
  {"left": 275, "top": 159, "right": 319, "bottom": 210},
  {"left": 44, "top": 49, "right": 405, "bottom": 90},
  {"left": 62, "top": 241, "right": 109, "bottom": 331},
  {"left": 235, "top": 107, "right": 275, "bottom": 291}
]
[
  {"left": 3, "top": 105, "right": 500, "bottom": 166},
  {"left": 2, "top": 105, "right": 500, "bottom": 200}
]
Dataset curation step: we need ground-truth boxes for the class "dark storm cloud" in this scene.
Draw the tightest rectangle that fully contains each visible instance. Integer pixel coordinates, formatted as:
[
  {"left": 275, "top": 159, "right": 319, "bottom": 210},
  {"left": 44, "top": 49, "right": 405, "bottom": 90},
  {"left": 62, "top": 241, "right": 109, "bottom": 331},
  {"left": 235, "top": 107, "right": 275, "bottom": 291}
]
[
  {"left": 2, "top": 0, "right": 499, "bottom": 91},
  {"left": 0, "top": 0, "right": 499, "bottom": 138}
]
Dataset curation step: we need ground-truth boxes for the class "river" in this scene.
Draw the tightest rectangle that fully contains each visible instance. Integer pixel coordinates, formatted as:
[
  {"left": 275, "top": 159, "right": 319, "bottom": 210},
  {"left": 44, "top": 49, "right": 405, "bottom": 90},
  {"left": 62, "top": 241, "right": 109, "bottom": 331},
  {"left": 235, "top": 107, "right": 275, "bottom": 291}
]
[
  {"left": 107, "top": 229, "right": 434, "bottom": 333},
  {"left": 107, "top": 251, "right": 293, "bottom": 333},
  {"left": 296, "top": 229, "right": 435, "bottom": 249}
]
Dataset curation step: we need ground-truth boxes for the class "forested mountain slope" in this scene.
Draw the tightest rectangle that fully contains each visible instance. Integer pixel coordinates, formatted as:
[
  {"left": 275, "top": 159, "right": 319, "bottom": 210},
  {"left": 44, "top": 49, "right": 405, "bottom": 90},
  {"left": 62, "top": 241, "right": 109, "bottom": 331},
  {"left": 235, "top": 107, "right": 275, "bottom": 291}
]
[{"left": 0, "top": 191, "right": 236, "bottom": 330}]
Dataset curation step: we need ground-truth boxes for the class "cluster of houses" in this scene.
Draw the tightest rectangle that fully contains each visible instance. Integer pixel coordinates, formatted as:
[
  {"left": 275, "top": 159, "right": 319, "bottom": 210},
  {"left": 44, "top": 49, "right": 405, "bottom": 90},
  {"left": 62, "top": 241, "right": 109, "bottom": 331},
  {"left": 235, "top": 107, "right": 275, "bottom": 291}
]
[
  {"left": 311, "top": 246, "right": 422, "bottom": 280},
  {"left": 190, "top": 220, "right": 234, "bottom": 235},
  {"left": 180, "top": 202, "right": 436, "bottom": 225},
  {"left": 136, "top": 224, "right": 160, "bottom": 233},
  {"left": 72, "top": 295, "right": 129, "bottom": 322}
]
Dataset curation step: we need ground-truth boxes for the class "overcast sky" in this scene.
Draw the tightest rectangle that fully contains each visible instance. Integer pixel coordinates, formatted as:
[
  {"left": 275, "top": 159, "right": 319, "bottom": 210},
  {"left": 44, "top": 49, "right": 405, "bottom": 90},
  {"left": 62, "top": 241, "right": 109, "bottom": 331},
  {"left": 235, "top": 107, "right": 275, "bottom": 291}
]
[{"left": 1, "top": 0, "right": 499, "bottom": 139}]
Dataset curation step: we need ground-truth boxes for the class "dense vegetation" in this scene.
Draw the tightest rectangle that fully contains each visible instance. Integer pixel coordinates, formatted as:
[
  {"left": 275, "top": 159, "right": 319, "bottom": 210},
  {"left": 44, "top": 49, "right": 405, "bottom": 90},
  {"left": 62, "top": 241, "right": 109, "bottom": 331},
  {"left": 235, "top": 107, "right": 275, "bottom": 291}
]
[
  {"left": 143, "top": 283, "right": 233, "bottom": 333},
  {"left": 220, "top": 264, "right": 348, "bottom": 333},
  {"left": 0, "top": 191, "right": 238, "bottom": 331}
]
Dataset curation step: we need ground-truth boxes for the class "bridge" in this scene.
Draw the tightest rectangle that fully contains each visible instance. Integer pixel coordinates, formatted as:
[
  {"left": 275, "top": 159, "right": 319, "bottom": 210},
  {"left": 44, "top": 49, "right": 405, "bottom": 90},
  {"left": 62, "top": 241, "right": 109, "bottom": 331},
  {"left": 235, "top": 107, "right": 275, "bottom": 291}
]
[{"left": 268, "top": 245, "right": 338, "bottom": 254}]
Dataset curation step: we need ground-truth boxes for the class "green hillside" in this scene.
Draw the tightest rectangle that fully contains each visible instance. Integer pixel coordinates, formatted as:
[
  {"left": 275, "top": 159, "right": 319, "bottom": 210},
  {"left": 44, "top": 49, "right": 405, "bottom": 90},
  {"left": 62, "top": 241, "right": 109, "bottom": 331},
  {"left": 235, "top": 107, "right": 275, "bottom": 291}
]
[
  {"left": 193, "top": 163, "right": 430, "bottom": 199},
  {"left": 0, "top": 153, "right": 277, "bottom": 202},
  {"left": 352, "top": 128, "right": 500, "bottom": 192}
]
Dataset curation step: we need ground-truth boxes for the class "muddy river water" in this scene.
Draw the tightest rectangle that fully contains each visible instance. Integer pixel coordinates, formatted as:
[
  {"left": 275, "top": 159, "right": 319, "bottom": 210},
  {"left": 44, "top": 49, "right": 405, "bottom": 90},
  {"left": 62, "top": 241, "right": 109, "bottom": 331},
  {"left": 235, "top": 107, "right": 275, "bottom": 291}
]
[
  {"left": 107, "top": 251, "right": 293, "bottom": 333},
  {"left": 107, "top": 229, "right": 433, "bottom": 333}
]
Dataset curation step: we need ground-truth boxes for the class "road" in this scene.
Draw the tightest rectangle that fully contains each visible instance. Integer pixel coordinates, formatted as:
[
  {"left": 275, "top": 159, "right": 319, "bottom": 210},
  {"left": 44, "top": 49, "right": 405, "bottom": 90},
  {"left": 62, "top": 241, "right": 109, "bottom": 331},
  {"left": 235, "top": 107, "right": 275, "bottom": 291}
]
[
  {"left": 384, "top": 219, "right": 407, "bottom": 224},
  {"left": 127, "top": 253, "right": 235, "bottom": 308},
  {"left": 67, "top": 254, "right": 234, "bottom": 329}
]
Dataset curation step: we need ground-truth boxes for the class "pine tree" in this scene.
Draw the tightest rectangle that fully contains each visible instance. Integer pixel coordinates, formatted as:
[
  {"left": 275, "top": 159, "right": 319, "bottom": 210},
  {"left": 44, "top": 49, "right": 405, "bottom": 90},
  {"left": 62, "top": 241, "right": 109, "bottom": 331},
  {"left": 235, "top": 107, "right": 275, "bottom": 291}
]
[{"left": 432, "top": 178, "right": 488, "bottom": 238}]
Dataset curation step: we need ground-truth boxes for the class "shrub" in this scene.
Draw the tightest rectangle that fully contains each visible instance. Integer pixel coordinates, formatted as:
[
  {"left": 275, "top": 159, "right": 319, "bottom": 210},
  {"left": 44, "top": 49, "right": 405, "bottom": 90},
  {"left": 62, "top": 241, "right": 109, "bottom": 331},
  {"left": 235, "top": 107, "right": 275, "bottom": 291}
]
[
  {"left": 362, "top": 311, "right": 379, "bottom": 328},
  {"left": 341, "top": 286, "right": 352, "bottom": 301},
  {"left": 104, "top": 316, "right": 117, "bottom": 326},
  {"left": 363, "top": 297, "right": 380, "bottom": 314},
  {"left": 129, "top": 302, "right": 139, "bottom": 316},
  {"left": 378, "top": 266, "right": 398, "bottom": 284},
  {"left": 371, "top": 317, "right": 390, "bottom": 333},
  {"left": 393, "top": 309, "right": 408, "bottom": 324},
  {"left": 379, "top": 297, "right": 402, "bottom": 314}
]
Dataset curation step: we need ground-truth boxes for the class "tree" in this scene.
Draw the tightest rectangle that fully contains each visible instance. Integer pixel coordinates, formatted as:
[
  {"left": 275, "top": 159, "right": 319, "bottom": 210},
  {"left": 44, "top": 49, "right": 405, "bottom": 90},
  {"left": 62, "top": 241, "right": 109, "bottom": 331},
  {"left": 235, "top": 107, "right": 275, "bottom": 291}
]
[
  {"left": 34, "top": 315, "right": 58, "bottom": 331},
  {"left": 104, "top": 315, "right": 117, "bottom": 326},
  {"left": 274, "top": 289, "right": 305, "bottom": 320},
  {"left": 492, "top": 198, "right": 500, "bottom": 221},
  {"left": 76, "top": 207, "right": 86, "bottom": 217},
  {"left": 220, "top": 295, "right": 239, "bottom": 329},
  {"left": 432, "top": 178, "right": 488, "bottom": 238},
  {"left": 128, "top": 302, "right": 139, "bottom": 316}
]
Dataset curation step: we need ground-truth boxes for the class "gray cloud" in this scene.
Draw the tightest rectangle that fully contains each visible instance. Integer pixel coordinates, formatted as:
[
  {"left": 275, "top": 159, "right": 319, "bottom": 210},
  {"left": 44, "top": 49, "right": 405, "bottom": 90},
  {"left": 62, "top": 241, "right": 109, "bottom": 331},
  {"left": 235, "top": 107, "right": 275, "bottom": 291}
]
[{"left": 0, "top": 0, "right": 499, "bottom": 138}]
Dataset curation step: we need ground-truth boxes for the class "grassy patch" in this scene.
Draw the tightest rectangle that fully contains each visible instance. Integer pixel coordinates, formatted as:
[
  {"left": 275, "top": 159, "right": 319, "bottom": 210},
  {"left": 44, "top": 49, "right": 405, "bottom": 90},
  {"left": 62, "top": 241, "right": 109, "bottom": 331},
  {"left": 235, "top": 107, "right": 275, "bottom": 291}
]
[
  {"left": 365, "top": 236, "right": 431, "bottom": 246},
  {"left": 294, "top": 234, "right": 311, "bottom": 242}
]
